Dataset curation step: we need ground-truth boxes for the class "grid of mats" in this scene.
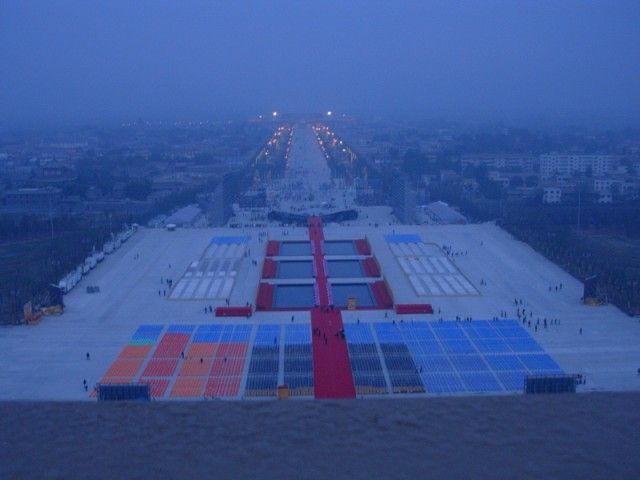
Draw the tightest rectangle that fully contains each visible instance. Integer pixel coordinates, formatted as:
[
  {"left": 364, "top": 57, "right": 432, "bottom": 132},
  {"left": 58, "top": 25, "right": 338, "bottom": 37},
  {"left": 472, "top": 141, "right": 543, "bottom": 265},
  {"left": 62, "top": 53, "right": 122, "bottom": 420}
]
[
  {"left": 374, "top": 320, "right": 563, "bottom": 394},
  {"left": 185, "top": 324, "right": 250, "bottom": 398},
  {"left": 384, "top": 234, "right": 477, "bottom": 297},
  {"left": 283, "top": 324, "right": 314, "bottom": 396},
  {"left": 245, "top": 324, "right": 281, "bottom": 397},
  {"left": 170, "top": 236, "right": 248, "bottom": 300},
  {"left": 99, "top": 325, "right": 164, "bottom": 388},
  {"left": 98, "top": 320, "right": 562, "bottom": 399},
  {"left": 344, "top": 323, "right": 388, "bottom": 395},
  {"left": 97, "top": 324, "right": 251, "bottom": 399}
]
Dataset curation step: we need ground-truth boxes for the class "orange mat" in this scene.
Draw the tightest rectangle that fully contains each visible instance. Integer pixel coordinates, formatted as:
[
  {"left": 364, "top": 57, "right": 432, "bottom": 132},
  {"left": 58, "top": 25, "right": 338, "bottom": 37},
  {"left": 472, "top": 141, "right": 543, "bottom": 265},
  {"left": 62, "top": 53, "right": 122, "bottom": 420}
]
[
  {"left": 104, "top": 357, "right": 145, "bottom": 378},
  {"left": 99, "top": 376, "right": 133, "bottom": 384},
  {"left": 170, "top": 377, "right": 205, "bottom": 398},
  {"left": 119, "top": 344, "right": 153, "bottom": 358},
  {"left": 139, "top": 378, "right": 170, "bottom": 398},
  {"left": 187, "top": 343, "right": 217, "bottom": 358},
  {"left": 179, "top": 358, "right": 213, "bottom": 376}
]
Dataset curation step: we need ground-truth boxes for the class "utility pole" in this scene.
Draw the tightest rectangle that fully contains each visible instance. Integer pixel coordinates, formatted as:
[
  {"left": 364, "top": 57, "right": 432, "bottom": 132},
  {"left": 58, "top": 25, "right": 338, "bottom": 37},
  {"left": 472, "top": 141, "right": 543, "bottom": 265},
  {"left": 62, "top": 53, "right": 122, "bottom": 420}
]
[
  {"left": 48, "top": 191, "right": 54, "bottom": 239},
  {"left": 577, "top": 189, "right": 582, "bottom": 233}
]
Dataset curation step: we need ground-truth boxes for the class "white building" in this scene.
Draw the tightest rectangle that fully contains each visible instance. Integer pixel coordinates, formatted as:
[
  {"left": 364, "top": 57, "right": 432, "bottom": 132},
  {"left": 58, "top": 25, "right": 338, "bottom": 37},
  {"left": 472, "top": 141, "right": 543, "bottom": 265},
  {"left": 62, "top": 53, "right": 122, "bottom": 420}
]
[
  {"left": 596, "top": 192, "right": 613, "bottom": 204},
  {"left": 540, "top": 155, "right": 619, "bottom": 179},
  {"left": 542, "top": 187, "right": 562, "bottom": 204},
  {"left": 461, "top": 154, "right": 536, "bottom": 171}
]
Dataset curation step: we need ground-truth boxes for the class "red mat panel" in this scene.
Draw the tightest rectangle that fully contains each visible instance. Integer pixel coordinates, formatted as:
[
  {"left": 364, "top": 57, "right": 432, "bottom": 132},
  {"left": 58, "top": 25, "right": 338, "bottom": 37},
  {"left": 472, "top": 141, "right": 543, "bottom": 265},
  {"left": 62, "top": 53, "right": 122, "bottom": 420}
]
[
  {"left": 142, "top": 358, "right": 179, "bottom": 377},
  {"left": 205, "top": 376, "right": 241, "bottom": 397},
  {"left": 210, "top": 357, "right": 244, "bottom": 376},
  {"left": 395, "top": 304, "right": 434, "bottom": 314},
  {"left": 261, "top": 259, "right": 277, "bottom": 279},
  {"left": 152, "top": 333, "right": 190, "bottom": 358},
  {"left": 371, "top": 281, "right": 393, "bottom": 308},
  {"left": 355, "top": 239, "right": 371, "bottom": 255},
  {"left": 362, "top": 257, "right": 380, "bottom": 277},
  {"left": 139, "top": 378, "right": 170, "bottom": 398},
  {"left": 256, "top": 283, "right": 274, "bottom": 310},
  {"left": 215, "top": 306, "right": 252, "bottom": 317},
  {"left": 266, "top": 241, "right": 280, "bottom": 256}
]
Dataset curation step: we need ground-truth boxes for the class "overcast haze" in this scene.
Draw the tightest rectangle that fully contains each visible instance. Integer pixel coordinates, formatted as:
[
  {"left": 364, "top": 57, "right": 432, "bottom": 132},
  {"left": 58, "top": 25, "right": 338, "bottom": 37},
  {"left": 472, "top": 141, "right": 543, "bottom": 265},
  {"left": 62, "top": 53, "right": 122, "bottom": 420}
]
[{"left": 1, "top": 0, "right": 639, "bottom": 127}]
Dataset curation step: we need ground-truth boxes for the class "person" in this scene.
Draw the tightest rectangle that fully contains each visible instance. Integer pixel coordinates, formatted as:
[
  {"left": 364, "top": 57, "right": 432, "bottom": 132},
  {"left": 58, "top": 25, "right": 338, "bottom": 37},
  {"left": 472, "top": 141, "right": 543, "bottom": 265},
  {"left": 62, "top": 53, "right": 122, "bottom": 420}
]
[
  {"left": 181, "top": 351, "right": 184, "bottom": 358},
  {"left": 200, "top": 358, "right": 204, "bottom": 364},
  {"left": 158, "top": 290, "right": 161, "bottom": 296},
  {"left": 579, "top": 327, "right": 583, "bottom": 335},
  {"left": 86, "top": 352, "right": 90, "bottom": 360}
]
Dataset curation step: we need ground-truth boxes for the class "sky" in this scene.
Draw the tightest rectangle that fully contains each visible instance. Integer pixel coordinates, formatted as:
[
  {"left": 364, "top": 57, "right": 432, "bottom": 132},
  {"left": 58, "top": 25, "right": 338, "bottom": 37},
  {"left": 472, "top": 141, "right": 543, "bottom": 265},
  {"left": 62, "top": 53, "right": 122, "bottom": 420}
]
[{"left": 1, "top": 0, "right": 639, "bottom": 127}]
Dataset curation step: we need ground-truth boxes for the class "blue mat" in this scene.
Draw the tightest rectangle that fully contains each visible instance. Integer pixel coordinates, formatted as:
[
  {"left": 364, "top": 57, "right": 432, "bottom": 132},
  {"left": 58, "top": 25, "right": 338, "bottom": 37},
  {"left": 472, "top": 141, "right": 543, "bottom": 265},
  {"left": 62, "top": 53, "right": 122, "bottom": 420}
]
[
  {"left": 384, "top": 234, "right": 422, "bottom": 244},
  {"left": 211, "top": 235, "right": 249, "bottom": 245},
  {"left": 422, "top": 373, "right": 465, "bottom": 393},
  {"left": 460, "top": 372, "right": 503, "bottom": 392},
  {"left": 166, "top": 324, "right": 195, "bottom": 334},
  {"left": 497, "top": 371, "right": 527, "bottom": 391}
]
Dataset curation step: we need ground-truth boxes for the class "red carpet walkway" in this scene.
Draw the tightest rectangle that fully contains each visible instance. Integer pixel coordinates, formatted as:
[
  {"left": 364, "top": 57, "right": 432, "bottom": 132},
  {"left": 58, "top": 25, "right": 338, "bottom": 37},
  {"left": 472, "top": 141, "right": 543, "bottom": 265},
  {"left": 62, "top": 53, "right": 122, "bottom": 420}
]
[
  {"left": 311, "top": 308, "right": 356, "bottom": 399},
  {"left": 308, "top": 216, "right": 355, "bottom": 399},
  {"left": 308, "top": 216, "right": 329, "bottom": 307}
]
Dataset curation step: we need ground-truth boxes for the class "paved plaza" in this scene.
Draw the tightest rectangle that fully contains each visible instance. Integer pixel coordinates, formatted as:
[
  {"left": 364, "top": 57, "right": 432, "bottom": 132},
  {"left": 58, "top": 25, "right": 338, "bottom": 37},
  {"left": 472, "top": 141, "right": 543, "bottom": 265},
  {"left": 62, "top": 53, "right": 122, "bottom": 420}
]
[
  {"left": 1, "top": 124, "right": 639, "bottom": 400},
  {"left": 1, "top": 219, "right": 639, "bottom": 399}
]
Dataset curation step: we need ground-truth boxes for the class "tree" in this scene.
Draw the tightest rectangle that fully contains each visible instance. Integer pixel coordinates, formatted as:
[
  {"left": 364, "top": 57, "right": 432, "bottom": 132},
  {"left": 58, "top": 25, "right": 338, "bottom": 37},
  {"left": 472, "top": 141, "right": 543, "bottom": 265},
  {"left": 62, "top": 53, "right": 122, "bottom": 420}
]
[
  {"left": 510, "top": 176, "right": 524, "bottom": 188},
  {"left": 124, "top": 179, "right": 152, "bottom": 201}
]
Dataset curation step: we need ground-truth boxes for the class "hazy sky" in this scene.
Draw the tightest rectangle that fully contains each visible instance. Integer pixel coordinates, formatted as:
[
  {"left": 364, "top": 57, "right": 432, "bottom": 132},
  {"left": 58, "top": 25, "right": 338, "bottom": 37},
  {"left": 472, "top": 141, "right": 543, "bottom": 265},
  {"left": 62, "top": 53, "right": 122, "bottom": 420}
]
[{"left": 1, "top": 1, "right": 639, "bottom": 127}]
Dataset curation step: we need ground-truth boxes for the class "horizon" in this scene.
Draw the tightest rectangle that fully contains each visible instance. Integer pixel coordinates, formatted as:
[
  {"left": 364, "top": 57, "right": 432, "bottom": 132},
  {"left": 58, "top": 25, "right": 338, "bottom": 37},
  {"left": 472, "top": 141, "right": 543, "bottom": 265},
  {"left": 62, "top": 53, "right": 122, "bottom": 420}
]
[{"left": 1, "top": 1, "right": 639, "bottom": 130}]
